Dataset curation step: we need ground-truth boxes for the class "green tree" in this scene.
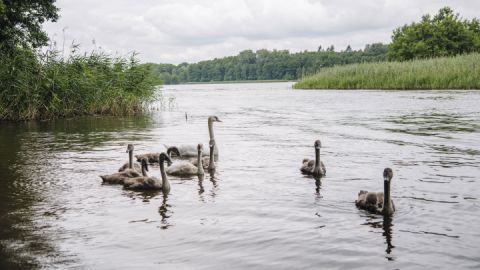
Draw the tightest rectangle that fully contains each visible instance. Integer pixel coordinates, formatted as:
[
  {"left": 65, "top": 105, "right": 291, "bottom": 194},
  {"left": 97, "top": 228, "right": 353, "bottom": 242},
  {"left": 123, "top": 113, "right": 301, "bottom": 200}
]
[
  {"left": 388, "top": 7, "right": 480, "bottom": 60},
  {"left": 0, "top": 0, "right": 59, "bottom": 51},
  {"left": 148, "top": 43, "right": 389, "bottom": 84}
]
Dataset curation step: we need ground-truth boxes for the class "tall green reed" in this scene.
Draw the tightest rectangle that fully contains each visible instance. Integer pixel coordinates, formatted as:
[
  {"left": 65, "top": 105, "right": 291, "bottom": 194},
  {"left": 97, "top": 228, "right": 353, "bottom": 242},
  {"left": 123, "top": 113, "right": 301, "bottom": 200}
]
[
  {"left": 294, "top": 53, "right": 480, "bottom": 90},
  {"left": 0, "top": 44, "right": 159, "bottom": 120}
]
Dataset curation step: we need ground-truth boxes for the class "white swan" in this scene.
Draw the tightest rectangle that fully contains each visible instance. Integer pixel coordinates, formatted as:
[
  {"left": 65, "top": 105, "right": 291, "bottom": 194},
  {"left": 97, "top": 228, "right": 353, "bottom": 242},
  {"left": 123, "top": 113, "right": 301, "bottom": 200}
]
[
  {"left": 355, "top": 168, "right": 395, "bottom": 216},
  {"left": 101, "top": 159, "right": 148, "bottom": 184},
  {"left": 207, "top": 140, "right": 216, "bottom": 171},
  {"left": 166, "top": 116, "right": 221, "bottom": 158},
  {"left": 118, "top": 144, "right": 141, "bottom": 172},
  {"left": 123, "top": 153, "right": 172, "bottom": 194},
  {"left": 166, "top": 144, "right": 205, "bottom": 176},
  {"left": 300, "top": 140, "right": 326, "bottom": 177}
]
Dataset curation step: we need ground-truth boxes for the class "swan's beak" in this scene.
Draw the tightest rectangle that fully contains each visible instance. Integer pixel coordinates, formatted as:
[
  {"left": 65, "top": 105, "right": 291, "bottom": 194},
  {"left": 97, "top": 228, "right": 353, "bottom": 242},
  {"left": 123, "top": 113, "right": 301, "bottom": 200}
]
[
  {"left": 384, "top": 176, "right": 389, "bottom": 182},
  {"left": 216, "top": 118, "right": 222, "bottom": 122}
]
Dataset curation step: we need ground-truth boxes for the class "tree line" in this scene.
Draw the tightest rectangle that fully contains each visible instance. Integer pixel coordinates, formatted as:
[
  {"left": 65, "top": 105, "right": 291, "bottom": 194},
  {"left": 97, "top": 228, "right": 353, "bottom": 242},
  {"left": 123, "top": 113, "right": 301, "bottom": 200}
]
[
  {"left": 148, "top": 6, "right": 479, "bottom": 85},
  {"left": 145, "top": 44, "right": 388, "bottom": 84}
]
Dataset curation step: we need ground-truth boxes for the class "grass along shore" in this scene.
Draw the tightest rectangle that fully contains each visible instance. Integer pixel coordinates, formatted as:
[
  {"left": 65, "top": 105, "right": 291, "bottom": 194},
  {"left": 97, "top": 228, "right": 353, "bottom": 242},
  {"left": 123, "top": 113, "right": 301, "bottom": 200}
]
[
  {"left": 294, "top": 53, "right": 480, "bottom": 90},
  {"left": 0, "top": 47, "right": 159, "bottom": 121}
]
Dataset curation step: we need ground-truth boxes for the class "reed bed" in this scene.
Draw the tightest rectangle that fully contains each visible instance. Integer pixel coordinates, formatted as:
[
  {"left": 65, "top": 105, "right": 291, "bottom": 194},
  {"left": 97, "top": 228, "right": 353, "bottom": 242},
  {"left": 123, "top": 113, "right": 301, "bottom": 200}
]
[
  {"left": 0, "top": 47, "right": 158, "bottom": 121},
  {"left": 294, "top": 53, "right": 480, "bottom": 90}
]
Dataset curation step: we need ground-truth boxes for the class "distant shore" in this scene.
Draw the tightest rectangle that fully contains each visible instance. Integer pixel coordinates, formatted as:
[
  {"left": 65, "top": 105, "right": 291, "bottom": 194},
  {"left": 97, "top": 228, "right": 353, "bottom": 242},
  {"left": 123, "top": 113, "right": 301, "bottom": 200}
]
[
  {"left": 294, "top": 53, "right": 480, "bottom": 90},
  {"left": 175, "top": 80, "right": 293, "bottom": 85}
]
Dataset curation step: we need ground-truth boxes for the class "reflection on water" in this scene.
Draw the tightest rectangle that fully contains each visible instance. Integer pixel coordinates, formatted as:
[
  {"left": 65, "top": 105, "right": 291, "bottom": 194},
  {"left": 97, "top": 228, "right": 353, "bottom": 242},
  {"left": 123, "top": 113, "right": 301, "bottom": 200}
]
[
  {"left": 360, "top": 214, "right": 395, "bottom": 260},
  {"left": 197, "top": 174, "right": 206, "bottom": 201},
  {"left": 383, "top": 216, "right": 394, "bottom": 259},
  {"left": 315, "top": 177, "right": 322, "bottom": 196},
  {"left": 158, "top": 195, "right": 172, "bottom": 230},
  {"left": 1, "top": 83, "right": 480, "bottom": 269}
]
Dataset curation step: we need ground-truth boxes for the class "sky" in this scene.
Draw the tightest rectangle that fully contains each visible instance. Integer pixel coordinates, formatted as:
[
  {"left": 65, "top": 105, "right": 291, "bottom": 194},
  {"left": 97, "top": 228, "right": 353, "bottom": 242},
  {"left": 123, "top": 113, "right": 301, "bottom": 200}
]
[{"left": 44, "top": 0, "right": 480, "bottom": 64}]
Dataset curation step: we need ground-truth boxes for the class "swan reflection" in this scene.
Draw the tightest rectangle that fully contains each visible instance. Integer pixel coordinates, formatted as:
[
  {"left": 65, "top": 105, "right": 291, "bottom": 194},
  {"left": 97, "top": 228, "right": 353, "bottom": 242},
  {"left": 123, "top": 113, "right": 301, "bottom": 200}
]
[
  {"left": 208, "top": 170, "right": 219, "bottom": 199},
  {"left": 362, "top": 214, "right": 395, "bottom": 260},
  {"left": 158, "top": 194, "right": 172, "bottom": 230},
  {"left": 314, "top": 176, "right": 322, "bottom": 198},
  {"left": 382, "top": 215, "right": 395, "bottom": 259},
  {"left": 197, "top": 173, "right": 205, "bottom": 202}
]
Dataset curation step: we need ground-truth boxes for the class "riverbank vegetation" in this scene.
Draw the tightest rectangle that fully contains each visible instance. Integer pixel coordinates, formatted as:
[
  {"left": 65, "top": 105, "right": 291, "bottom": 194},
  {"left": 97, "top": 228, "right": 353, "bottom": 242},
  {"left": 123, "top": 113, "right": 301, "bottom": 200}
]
[
  {"left": 295, "top": 7, "right": 480, "bottom": 90},
  {"left": 147, "top": 43, "right": 388, "bottom": 84},
  {"left": 294, "top": 53, "right": 480, "bottom": 90},
  {"left": 0, "top": 47, "right": 158, "bottom": 120},
  {"left": 0, "top": 0, "right": 158, "bottom": 121}
]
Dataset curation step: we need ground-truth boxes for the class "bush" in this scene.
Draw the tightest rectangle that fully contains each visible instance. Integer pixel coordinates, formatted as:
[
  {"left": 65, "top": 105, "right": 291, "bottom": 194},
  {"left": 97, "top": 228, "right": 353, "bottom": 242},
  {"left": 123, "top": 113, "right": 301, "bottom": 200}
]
[
  {"left": 388, "top": 7, "right": 480, "bottom": 61},
  {"left": 0, "top": 46, "right": 158, "bottom": 120}
]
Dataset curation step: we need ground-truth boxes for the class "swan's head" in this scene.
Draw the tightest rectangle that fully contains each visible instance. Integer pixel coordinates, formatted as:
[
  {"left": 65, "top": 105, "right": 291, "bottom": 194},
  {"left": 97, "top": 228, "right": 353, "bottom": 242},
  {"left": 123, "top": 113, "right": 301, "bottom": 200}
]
[
  {"left": 126, "top": 144, "right": 134, "bottom": 153},
  {"left": 383, "top": 168, "right": 393, "bottom": 182},
  {"left": 167, "top": 146, "right": 181, "bottom": 158},
  {"left": 314, "top": 140, "right": 322, "bottom": 150},
  {"left": 141, "top": 159, "right": 149, "bottom": 171},
  {"left": 160, "top": 152, "right": 173, "bottom": 166},
  {"left": 197, "top": 143, "right": 203, "bottom": 152},
  {"left": 209, "top": 115, "right": 222, "bottom": 123}
]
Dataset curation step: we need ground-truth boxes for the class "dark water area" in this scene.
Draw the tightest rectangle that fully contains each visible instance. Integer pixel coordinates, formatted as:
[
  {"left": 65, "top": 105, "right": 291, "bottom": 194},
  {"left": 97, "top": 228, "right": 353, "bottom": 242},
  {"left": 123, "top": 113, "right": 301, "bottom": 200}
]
[{"left": 0, "top": 82, "right": 479, "bottom": 269}]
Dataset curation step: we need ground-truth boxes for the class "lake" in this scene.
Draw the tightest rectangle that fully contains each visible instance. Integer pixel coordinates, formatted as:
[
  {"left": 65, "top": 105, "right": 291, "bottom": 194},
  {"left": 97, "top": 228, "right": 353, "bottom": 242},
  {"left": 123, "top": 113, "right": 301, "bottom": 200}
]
[{"left": 0, "top": 82, "right": 479, "bottom": 269}]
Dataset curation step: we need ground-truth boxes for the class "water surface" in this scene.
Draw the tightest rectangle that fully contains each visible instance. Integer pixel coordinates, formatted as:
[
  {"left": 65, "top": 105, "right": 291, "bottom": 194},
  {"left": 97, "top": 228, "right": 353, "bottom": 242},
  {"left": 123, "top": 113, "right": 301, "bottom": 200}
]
[{"left": 1, "top": 82, "right": 479, "bottom": 269}]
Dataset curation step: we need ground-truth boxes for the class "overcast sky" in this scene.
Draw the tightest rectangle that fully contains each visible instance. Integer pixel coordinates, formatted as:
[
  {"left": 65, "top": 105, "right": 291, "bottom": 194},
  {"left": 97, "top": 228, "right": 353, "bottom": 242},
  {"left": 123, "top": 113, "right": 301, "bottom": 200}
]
[{"left": 44, "top": 0, "right": 480, "bottom": 64}]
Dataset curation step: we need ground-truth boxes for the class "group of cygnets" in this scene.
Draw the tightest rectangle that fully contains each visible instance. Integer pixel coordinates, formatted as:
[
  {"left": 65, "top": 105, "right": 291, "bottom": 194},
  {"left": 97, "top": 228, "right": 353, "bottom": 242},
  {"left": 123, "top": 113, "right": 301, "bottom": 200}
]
[{"left": 100, "top": 115, "right": 395, "bottom": 216}]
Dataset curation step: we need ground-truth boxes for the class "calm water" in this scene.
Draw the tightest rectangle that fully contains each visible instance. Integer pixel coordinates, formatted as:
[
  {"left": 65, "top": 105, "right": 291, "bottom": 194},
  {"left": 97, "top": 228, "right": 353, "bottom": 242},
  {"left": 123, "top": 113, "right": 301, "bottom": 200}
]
[{"left": 1, "top": 82, "right": 479, "bottom": 269}]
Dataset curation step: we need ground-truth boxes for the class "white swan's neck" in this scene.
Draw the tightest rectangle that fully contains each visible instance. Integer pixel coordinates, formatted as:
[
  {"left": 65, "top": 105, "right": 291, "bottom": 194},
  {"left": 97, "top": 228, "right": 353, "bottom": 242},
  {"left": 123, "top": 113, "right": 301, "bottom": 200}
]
[
  {"left": 197, "top": 149, "right": 204, "bottom": 175},
  {"left": 208, "top": 143, "right": 215, "bottom": 170},
  {"left": 129, "top": 150, "right": 133, "bottom": 169},
  {"left": 208, "top": 119, "right": 215, "bottom": 141},
  {"left": 141, "top": 163, "right": 148, "bottom": 176},
  {"left": 383, "top": 180, "right": 393, "bottom": 215},
  {"left": 314, "top": 148, "right": 320, "bottom": 169},
  {"left": 160, "top": 159, "right": 170, "bottom": 194}
]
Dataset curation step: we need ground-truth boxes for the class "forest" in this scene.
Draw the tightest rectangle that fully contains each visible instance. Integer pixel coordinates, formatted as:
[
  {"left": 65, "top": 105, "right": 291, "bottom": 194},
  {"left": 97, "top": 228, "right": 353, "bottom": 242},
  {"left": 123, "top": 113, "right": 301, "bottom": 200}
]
[{"left": 145, "top": 43, "right": 388, "bottom": 84}]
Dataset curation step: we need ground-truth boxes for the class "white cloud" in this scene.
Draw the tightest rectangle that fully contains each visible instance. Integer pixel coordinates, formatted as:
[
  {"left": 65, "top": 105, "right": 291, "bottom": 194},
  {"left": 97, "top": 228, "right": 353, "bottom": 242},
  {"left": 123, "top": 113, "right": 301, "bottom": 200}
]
[{"left": 44, "top": 0, "right": 480, "bottom": 64}]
